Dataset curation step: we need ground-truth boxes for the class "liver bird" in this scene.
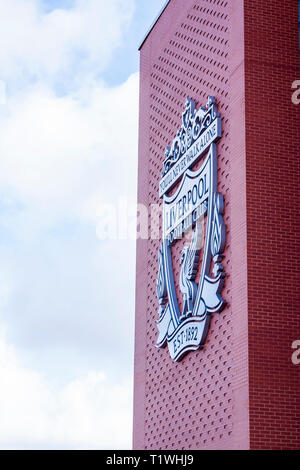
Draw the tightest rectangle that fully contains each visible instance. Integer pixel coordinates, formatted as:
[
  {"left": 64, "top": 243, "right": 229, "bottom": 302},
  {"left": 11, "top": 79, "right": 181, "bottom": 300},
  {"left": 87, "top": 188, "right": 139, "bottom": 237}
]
[{"left": 179, "top": 222, "right": 202, "bottom": 321}]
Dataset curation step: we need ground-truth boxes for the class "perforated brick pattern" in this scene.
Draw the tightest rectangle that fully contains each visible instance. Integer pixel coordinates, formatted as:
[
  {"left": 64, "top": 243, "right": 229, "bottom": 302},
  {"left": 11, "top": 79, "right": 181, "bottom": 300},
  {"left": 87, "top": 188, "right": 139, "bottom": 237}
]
[
  {"left": 134, "top": 0, "right": 300, "bottom": 450},
  {"left": 141, "top": 0, "right": 233, "bottom": 450}
]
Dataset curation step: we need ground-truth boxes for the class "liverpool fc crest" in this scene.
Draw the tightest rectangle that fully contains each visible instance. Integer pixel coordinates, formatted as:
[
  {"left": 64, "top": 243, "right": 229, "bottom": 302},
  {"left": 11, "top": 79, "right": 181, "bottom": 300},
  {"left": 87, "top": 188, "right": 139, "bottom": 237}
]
[{"left": 156, "top": 96, "right": 226, "bottom": 361}]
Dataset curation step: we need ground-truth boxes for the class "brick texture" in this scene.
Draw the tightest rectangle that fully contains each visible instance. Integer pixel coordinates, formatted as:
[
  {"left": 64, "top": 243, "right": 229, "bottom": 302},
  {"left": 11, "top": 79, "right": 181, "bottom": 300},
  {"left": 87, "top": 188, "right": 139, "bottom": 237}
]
[{"left": 133, "top": 0, "right": 300, "bottom": 450}]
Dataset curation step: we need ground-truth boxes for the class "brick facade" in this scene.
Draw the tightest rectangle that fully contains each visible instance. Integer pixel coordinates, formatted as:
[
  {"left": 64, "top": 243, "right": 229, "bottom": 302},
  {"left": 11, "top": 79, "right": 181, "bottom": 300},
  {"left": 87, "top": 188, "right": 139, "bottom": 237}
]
[
  {"left": 133, "top": 0, "right": 300, "bottom": 450},
  {"left": 244, "top": 0, "right": 300, "bottom": 450}
]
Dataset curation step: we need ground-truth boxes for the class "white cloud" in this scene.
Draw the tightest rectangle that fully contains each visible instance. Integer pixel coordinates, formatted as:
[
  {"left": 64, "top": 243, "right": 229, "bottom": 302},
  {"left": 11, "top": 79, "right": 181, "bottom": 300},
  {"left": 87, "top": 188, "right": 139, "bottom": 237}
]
[
  {"left": 0, "top": 0, "right": 139, "bottom": 235},
  {"left": 0, "top": 0, "right": 135, "bottom": 85},
  {"left": 0, "top": 72, "right": 139, "bottom": 384},
  {"left": 0, "top": 0, "right": 138, "bottom": 450},
  {"left": 0, "top": 72, "right": 139, "bottom": 235},
  {"left": 0, "top": 231, "right": 136, "bottom": 381},
  {"left": 0, "top": 334, "right": 132, "bottom": 449}
]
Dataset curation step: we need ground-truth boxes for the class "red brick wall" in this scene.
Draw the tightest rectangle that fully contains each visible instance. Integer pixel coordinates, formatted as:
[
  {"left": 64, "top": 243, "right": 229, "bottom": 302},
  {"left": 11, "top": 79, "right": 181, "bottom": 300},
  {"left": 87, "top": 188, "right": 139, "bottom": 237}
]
[
  {"left": 244, "top": 0, "right": 300, "bottom": 450},
  {"left": 133, "top": 0, "right": 299, "bottom": 450}
]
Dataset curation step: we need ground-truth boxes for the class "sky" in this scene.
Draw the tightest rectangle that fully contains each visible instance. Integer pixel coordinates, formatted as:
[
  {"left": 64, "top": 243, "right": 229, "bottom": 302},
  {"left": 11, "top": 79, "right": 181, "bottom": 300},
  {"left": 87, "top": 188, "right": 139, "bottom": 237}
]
[{"left": 0, "top": 0, "right": 167, "bottom": 450}]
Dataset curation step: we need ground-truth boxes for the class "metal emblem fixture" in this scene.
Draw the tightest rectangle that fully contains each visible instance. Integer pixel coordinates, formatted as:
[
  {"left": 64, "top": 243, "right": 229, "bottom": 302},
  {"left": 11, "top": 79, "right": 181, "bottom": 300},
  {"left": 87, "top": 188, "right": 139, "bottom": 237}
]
[{"left": 156, "top": 96, "right": 226, "bottom": 361}]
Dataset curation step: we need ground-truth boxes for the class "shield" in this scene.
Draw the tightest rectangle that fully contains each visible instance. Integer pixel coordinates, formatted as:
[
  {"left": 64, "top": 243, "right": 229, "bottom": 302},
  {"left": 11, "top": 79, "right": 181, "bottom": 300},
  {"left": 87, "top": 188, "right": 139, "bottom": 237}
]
[{"left": 156, "top": 96, "right": 226, "bottom": 361}]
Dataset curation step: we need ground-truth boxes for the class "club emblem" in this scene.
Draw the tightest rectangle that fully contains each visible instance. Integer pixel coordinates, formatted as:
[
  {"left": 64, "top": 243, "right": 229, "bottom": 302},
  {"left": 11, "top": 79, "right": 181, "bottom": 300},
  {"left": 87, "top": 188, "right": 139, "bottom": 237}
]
[{"left": 156, "top": 96, "right": 226, "bottom": 361}]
